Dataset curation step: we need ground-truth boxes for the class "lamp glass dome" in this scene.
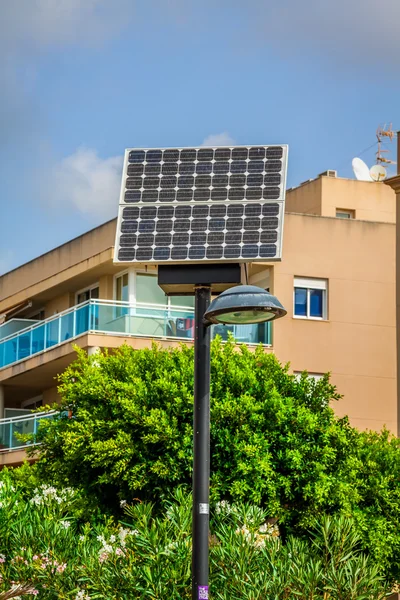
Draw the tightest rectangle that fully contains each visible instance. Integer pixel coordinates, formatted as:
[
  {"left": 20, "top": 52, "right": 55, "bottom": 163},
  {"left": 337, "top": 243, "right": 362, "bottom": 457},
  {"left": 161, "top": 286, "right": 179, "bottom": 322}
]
[{"left": 204, "top": 285, "right": 286, "bottom": 326}]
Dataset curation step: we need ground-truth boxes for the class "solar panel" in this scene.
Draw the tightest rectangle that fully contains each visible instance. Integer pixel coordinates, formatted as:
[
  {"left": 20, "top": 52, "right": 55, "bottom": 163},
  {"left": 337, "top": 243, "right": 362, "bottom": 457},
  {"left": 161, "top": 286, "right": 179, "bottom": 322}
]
[{"left": 114, "top": 145, "right": 288, "bottom": 264}]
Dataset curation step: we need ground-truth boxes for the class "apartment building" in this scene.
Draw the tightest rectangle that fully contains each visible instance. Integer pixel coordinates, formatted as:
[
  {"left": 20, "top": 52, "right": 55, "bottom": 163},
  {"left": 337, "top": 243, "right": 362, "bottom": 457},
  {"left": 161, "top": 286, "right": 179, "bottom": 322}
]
[{"left": 0, "top": 172, "right": 396, "bottom": 466}]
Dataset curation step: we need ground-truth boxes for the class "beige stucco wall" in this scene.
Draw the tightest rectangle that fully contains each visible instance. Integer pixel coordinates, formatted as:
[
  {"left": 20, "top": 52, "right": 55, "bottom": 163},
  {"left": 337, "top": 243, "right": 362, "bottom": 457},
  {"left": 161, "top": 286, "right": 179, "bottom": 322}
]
[
  {"left": 0, "top": 220, "right": 116, "bottom": 307},
  {"left": 287, "top": 176, "right": 395, "bottom": 223},
  {"left": 286, "top": 178, "right": 323, "bottom": 215},
  {"left": 44, "top": 293, "right": 74, "bottom": 317},
  {"left": 99, "top": 274, "right": 115, "bottom": 301},
  {"left": 42, "top": 386, "right": 61, "bottom": 406},
  {"left": 385, "top": 174, "right": 400, "bottom": 435},
  {"left": 272, "top": 212, "right": 396, "bottom": 432}
]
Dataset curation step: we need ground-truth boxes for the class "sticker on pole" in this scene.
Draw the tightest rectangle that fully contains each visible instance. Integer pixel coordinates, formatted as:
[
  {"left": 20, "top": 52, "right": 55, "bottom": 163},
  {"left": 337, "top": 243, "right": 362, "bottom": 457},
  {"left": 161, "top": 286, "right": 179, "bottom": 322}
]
[
  {"left": 198, "top": 503, "right": 209, "bottom": 514},
  {"left": 198, "top": 585, "right": 209, "bottom": 599}
]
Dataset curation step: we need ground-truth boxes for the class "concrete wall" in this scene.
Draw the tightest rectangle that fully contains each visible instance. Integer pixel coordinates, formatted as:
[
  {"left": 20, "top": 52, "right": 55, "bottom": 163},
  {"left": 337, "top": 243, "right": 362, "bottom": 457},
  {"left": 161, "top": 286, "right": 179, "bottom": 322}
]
[
  {"left": 272, "top": 212, "right": 396, "bottom": 432},
  {"left": 287, "top": 176, "right": 395, "bottom": 223}
]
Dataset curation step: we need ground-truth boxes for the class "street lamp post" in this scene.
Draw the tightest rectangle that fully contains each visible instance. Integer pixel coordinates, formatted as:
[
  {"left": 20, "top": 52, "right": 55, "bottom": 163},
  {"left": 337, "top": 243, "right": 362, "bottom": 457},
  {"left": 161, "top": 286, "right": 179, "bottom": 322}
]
[
  {"left": 192, "top": 285, "right": 212, "bottom": 600},
  {"left": 192, "top": 284, "right": 286, "bottom": 600}
]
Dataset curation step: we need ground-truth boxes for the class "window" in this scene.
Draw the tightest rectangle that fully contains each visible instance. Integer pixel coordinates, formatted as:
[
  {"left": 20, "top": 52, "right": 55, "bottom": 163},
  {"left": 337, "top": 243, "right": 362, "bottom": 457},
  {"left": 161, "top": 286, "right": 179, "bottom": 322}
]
[
  {"left": 136, "top": 273, "right": 194, "bottom": 309},
  {"left": 294, "top": 277, "right": 327, "bottom": 320},
  {"left": 136, "top": 273, "right": 166, "bottom": 305},
  {"left": 336, "top": 209, "right": 355, "bottom": 219},
  {"left": 76, "top": 284, "right": 99, "bottom": 304},
  {"left": 294, "top": 371, "right": 324, "bottom": 381},
  {"left": 114, "top": 272, "right": 129, "bottom": 318},
  {"left": 115, "top": 273, "right": 129, "bottom": 302},
  {"left": 113, "top": 271, "right": 195, "bottom": 311}
]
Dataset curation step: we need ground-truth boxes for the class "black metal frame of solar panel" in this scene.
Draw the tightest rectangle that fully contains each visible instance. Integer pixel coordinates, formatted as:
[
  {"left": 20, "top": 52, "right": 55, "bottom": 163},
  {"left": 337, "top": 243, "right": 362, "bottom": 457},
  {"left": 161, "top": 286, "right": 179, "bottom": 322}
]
[{"left": 115, "top": 145, "right": 288, "bottom": 264}]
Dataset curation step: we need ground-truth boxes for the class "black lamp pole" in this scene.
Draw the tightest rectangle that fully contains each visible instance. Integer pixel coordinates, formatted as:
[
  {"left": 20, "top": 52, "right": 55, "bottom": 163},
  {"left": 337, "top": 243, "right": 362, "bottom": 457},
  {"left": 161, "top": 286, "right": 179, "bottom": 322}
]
[
  {"left": 157, "top": 267, "right": 286, "bottom": 600},
  {"left": 192, "top": 285, "right": 211, "bottom": 600}
]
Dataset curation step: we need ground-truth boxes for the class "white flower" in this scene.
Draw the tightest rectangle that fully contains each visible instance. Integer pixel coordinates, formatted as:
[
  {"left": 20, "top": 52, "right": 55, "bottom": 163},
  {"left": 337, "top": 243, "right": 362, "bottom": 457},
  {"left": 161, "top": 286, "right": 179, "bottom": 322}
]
[
  {"left": 215, "top": 500, "right": 232, "bottom": 515},
  {"left": 60, "top": 520, "right": 71, "bottom": 529},
  {"left": 164, "top": 541, "right": 179, "bottom": 555},
  {"left": 79, "top": 535, "right": 85, "bottom": 541},
  {"left": 75, "top": 590, "right": 90, "bottom": 600},
  {"left": 109, "top": 535, "right": 116, "bottom": 543},
  {"left": 120, "top": 499, "right": 127, "bottom": 508}
]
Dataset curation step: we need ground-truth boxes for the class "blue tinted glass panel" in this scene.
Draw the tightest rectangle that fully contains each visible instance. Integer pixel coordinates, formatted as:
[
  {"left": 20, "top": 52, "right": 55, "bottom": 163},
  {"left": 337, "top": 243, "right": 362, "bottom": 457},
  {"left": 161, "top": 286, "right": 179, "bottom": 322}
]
[
  {"left": 18, "top": 331, "right": 31, "bottom": 360},
  {"left": 32, "top": 324, "right": 45, "bottom": 355},
  {"left": 60, "top": 313, "right": 74, "bottom": 342},
  {"left": 75, "top": 305, "right": 90, "bottom": 335},
  {"left": 46, "top": 319, "right": 59, "bottom": 349},
  {"left": 294, "top": 288, "right": 307, "bottom": 316},
  {"left": 310, "top": 289, "right": 323, "bottom": 318},
  {"left": 3, "top": 339, "right": 17, "bottom": 367}
]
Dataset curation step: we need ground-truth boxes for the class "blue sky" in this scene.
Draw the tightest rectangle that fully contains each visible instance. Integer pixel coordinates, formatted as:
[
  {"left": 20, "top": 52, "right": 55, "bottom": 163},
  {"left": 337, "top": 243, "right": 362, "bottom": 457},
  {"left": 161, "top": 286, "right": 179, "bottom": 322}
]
[{"left": 1, "top": 0, "right": 399, "bottom": 274}]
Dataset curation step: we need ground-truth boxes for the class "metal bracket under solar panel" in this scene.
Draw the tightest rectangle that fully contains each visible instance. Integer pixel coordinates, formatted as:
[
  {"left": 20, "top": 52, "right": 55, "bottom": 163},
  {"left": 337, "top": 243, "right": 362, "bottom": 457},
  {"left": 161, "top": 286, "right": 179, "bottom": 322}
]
[{"left": 114, "top": 144, "right": 288, "bottom": 265}]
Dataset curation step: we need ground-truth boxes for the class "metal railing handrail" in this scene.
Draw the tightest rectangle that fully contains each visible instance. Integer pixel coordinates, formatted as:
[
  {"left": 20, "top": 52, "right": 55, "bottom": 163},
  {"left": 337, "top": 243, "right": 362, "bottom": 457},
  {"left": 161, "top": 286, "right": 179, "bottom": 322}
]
[
  {"left": 0, "top": 300, "right": 195, "bottom": 345},
  {"left": 0, "top": 410, "right": 58, "bottom": 426},
  {"left": 0, "top": 410, "right": 57, "bottom": 453},
  {"left": 0, "top": 300, "right": 92, "bottom": 343}
]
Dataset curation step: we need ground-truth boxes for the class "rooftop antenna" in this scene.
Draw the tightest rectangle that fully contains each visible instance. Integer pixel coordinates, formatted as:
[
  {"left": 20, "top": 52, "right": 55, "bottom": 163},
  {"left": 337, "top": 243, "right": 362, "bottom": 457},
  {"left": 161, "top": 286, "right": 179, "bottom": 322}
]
[
  {"left": 376, "top": 123, "right": 396, "bottom": 166},
  {"left": 353, "top": 125, "right": 397, "bottom": 182}
]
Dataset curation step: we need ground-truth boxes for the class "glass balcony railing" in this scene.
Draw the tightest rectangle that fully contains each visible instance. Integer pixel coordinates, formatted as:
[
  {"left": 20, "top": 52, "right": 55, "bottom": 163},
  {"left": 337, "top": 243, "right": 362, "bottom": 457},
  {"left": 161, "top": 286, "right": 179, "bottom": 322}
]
[
  {"left": 0, "top": 411, "right": 57, "bottom": 452},
  {"left": 0, "top": 300, "right": 271, "bottom": 370}
]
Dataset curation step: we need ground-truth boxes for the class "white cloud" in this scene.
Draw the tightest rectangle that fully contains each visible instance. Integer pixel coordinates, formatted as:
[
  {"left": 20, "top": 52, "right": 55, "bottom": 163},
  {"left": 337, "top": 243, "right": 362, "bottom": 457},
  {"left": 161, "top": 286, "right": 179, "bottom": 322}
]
[
  {"left": 47, "top": 148, "right": 123, "bottom": 220},
  {"left": 202, "top": 132, "right": 236, "bottom": 147}
]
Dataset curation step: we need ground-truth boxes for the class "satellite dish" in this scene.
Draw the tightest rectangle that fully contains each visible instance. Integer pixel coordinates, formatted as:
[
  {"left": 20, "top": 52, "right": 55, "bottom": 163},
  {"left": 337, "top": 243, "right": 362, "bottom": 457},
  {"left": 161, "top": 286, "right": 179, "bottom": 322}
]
[
  {"left": 369, "top": 164, "right": 387, "bottom": 181},
  {"left": 352, "top": 157, "right": 373, "bottom": 182}
]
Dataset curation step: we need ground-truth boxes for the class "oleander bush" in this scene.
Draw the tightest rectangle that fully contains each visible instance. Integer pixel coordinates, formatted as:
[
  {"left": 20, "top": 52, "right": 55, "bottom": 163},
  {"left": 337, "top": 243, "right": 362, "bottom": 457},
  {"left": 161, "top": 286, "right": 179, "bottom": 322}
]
[
  {"left": 26, "top": 338, "right": 400, "bottom": 582},
  {"left": 0, "top": 476, "right": 390, "bottom": 599}
]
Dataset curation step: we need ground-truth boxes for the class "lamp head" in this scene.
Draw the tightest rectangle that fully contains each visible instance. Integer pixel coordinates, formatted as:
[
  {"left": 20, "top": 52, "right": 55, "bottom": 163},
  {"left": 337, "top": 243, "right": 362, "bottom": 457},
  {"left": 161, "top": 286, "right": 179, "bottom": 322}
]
[{"left": 204, "top": 285, "right": 286, "bottom": 326}]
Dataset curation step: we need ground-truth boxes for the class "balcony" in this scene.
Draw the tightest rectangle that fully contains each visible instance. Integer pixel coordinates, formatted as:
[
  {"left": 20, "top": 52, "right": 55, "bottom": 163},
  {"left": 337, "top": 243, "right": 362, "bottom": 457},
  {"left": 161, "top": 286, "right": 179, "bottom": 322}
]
[
  {"left": 0, "top": 300, "right": 271, "bottom": 370},
  {"left": 0, "top": 411, "right": 56, "bottom": 452}
]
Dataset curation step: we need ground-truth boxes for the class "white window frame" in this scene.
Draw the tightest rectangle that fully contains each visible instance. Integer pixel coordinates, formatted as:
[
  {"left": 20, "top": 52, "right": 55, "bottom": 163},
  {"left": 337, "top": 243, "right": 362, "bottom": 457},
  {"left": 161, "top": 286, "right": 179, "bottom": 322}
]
[
  {"left": 336, "top": 208, "right": 355, "bottom": 219},
  {"left": 294, "top": 371, "right": 324, "bottom": 381},
  {"left": 293, "top": 277, "right": 328, "bottom": 321},
  {"left": 114, "top": 269, "right": 131, "bottom": 303},
  {"left": 114, "top": 269, "right": 194, "bottom": 311},
  {"left": 135, "top": 271, "right": 194, "bottom": 311},
  {"left": 75, "top": 282, "right": 100, "bottom": 305}
]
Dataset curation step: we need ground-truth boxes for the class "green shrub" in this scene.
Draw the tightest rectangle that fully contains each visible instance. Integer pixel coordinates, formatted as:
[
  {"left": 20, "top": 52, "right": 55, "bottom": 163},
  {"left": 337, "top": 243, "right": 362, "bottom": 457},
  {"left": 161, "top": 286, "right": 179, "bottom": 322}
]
[{"left": 25, "top": 338, "right": 400, "bottom": 581}]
